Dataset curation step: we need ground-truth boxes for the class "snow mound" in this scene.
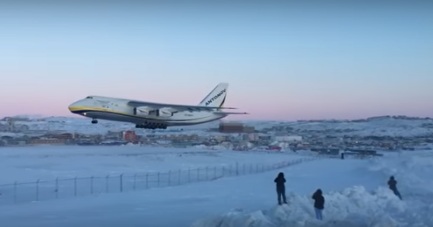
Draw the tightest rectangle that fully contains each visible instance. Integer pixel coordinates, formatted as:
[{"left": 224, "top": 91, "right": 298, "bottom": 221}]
[
  {"left": 367, "top": 151, "right": 433, "bottom": 195},
  {"left": 192, "top": 186, "right": 408, "bottom": 227},
  {"left": 193, "top": 150, "right": 433, "bottom": 227}
]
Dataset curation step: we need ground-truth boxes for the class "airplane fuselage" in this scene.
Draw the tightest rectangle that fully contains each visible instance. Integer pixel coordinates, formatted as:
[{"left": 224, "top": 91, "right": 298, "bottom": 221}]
[{"left": 68, "top": 96, "right": 227, "bottom": 129}]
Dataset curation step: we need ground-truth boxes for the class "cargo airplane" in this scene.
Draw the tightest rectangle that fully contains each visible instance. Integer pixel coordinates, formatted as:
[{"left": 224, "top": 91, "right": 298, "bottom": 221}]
[{"left": 68, "top": 83, "right": 247, "bottom": 129}]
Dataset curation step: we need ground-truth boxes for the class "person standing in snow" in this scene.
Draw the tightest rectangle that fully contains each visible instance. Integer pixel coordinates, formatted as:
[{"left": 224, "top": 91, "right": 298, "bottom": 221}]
[
  {"left": 388, "top": 176, "right": 402, "bottom": 200},
  {"left": 274, "top": 172, "right": 287, "bottom": 205},
  {"left": 312, "top": 189, "right": 325, "bottom": 220}
]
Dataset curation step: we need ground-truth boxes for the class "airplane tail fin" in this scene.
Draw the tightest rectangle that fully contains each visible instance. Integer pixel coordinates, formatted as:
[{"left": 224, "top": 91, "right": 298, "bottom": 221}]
[{"left": 198, "top": 83, "right": 228, "bottom": 107}]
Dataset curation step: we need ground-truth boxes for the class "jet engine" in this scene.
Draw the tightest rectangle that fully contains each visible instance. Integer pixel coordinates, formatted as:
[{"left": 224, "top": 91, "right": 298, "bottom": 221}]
[
  {"left": 134, "top": 107, "right": 173, "bottom": 117},
  {"left": 157, "top": 108, "right": 173, "bottom": 117},
  {"left": 134, "top": 106, "right": 154, "bottom": 116}
]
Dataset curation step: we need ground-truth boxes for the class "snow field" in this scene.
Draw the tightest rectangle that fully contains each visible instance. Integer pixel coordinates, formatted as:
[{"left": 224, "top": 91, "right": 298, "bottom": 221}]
[
  {"left": 0, "top": 146, "right": 313, "bottom": 205},
  {"left": 0, "top": 145, "right": 432, "bottom": 227}
]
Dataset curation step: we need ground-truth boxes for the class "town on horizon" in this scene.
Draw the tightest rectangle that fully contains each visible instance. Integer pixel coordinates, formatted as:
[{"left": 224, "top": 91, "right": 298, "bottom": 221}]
[{"left": 1, "top": 115, "right": 432, "bottom": 156}]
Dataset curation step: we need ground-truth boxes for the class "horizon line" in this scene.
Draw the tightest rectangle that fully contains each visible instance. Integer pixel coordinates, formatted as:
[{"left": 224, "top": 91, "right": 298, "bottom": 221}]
[{"left": 1, "top": 114, "right": 431, "bottom": 122}]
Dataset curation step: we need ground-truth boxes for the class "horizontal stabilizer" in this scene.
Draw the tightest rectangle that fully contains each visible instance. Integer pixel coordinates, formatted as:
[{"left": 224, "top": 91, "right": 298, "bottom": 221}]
[{"left": 214, "top": 111, "right": 249, "bottom": 115}]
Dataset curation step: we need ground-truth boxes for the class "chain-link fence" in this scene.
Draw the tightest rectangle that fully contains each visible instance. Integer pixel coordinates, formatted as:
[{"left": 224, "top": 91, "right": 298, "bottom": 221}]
[{"left": 0, "top": 157, "right": 316, "bottom": 205}]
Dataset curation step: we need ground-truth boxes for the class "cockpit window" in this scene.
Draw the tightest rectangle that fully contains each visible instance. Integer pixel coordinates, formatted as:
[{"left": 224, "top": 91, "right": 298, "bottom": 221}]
[{"left": 86, "top": 96, "right": 93, "bottom": 99}]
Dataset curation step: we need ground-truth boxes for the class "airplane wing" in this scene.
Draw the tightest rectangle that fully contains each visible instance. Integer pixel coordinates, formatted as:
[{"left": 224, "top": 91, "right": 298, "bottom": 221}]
[{"left": 127, "top": 100, "right": 237, "bottom": 112}]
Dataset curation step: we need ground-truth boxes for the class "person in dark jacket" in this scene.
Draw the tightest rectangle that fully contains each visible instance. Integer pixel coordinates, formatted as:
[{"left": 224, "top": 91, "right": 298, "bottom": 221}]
[
  {"left": 274, "top": 172, "right": 287, "bottom": 205},
  {"left": 312, "top": 189, "right": 325, "bottom": 220},
  {"left": 388, "top": 176, "right": 402, "bottom": 200}
]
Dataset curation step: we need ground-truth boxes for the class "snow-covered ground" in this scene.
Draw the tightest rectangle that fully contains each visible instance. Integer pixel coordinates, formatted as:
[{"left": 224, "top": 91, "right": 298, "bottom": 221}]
[
  {"left": 0, "top": 146, "right": 432, "bottom": 227},
  {"left": 0, "top": 145, "right": 302, "bottom": 183}
]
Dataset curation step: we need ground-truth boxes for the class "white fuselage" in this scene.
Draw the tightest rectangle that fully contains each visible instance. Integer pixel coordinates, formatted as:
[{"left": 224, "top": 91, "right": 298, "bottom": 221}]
[{"left": 68, "top": 96, "right": 227, "bottom": 127}]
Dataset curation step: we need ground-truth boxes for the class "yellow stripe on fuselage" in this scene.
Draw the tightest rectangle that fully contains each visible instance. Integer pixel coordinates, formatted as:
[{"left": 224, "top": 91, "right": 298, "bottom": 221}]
[{"left": 68, "top": 106, "right": 133, "bottom": 116}]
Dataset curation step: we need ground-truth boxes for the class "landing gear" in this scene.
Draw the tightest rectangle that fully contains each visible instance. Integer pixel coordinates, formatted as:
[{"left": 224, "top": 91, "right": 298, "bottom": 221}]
[
  {"left": 135, "top": 122, "right": 167, "bottom": 129},
  {"left": 91, "top": 119, "right": 98, "bottom": 124}
]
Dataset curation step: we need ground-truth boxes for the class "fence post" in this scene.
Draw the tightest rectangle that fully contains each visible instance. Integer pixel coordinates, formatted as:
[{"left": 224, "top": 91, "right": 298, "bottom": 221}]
[
  {"left": 178, "top": 169, "right": 181, "bottom": 185},
  {"left": 197, "top": 168, "right": 200, "bottom": 181},
  {"left": 236, "top": 162, "right": 239, "bottom": 175},
  {"left": 36, "top": 179, "right": 40, "bottom": 201},
  {"left": 145, "top": 173, "right": 149, "bottom": 189},
  {"left": 105, "top": 175, "right": 109, "bottom": 193},
  {"left": 133, "top": 174, "right": 137, "bottom": 191},
  {"left": 168, "top": 170, "right": 171, "bottom": 186},
  {"left": 90, "top": 176, "right": 94, "bottom": 194},
  {"left": 13, "top": 181, "right": 17, "bottom": 204},
  {"left": 214, "top": 166, "right": 217, "bottom": 179},
  {"left": 120, "top": 174, "right": 123, "bottom": 192},
  {"left": 157, "top": 172, "right": 160, "bottom": 187},
  {"left": 205, "top": 167, "right": 209, "bottom": 180},
  {"left": 188, "top": 168, "right": 191, "bottom": 183},
  {"left": 55, "top": 178, "right": 58, "bottom": 199},
  {"left": 74, "top": 177, "right": 77, "bottom": 197}
]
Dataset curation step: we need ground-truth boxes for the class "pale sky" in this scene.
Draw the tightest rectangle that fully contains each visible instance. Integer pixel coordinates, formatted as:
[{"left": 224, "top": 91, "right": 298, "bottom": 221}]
[{"left": 1, "top": 0, "right": 432, "bottom": 120}]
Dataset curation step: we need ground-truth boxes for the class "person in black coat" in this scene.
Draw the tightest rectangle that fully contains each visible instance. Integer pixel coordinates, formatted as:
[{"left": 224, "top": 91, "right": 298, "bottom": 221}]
[
  {"left": 312, "top": 189, "right": 325, "bottom": 220},
  {"left": 388, "top": 176, "right": 402, "bottom": 200},
  {"left": 274, "top": 172, "right": 287, "bottom": 205}
]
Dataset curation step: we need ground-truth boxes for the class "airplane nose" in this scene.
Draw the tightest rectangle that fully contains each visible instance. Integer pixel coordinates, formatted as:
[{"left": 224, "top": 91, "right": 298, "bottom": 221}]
[
  {"left": 68, "top": 104, "right": 76, "bottom": 112},
  {"left": 68, "top": 100, "right": 82, "bottom": 113}
]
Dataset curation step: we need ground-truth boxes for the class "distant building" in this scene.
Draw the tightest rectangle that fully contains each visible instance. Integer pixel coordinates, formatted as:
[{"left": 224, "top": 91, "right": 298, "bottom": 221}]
[
  {"left": 106, "top": 131, "right": 123, "bottom": 140},
  {"left": 30, "top": 138, "right": 66, "bottom": 145},
  {"left": 219, "top": 122, "right": 255, "bottom": 133},
  {"left": 311, "top": 148, "right": 340, "bottom": 155},
  {"left": 219, "top": 122, "right": 243, "bottom": 133},
  {"left": 346, "top": 148, "right": 377, "bottom": 156},
  {"left": 242, "top": 133, "right": 259, "bottom": 141},
  {"left": 267, "top": 145, "right": 282, "bottom": 151},
  {"left": 123, "top": 130, "right": 138, "bottom": 143},
  {"left": 275, "top": 135, "right": 302, "bottom": 142},
  {"left": 46, "top": 132, "right": 75, "bottom": 140}
]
